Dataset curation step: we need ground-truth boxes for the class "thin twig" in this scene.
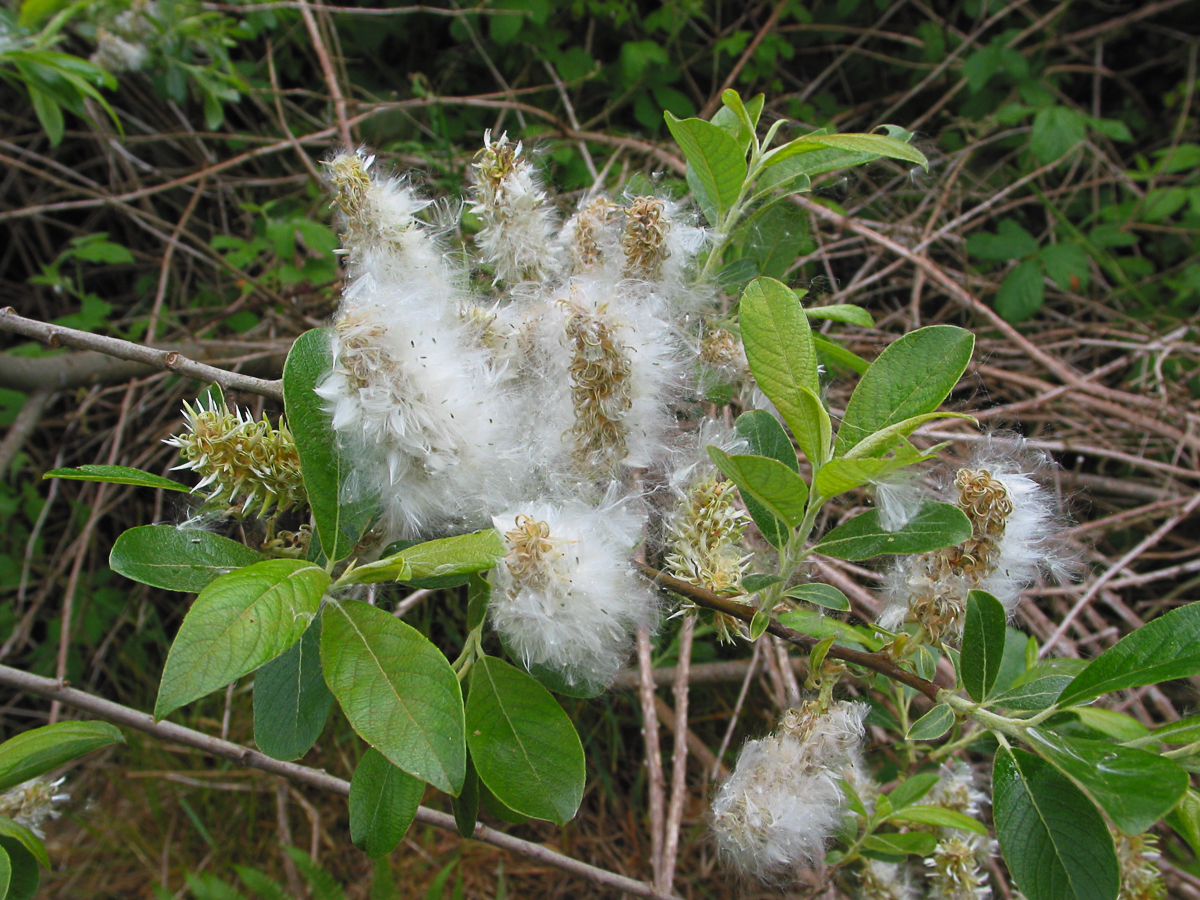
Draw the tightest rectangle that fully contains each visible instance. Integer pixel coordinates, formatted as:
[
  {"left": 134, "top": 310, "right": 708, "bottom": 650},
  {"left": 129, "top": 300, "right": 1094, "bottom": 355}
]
[
  {"left": 660, "top": 617, "right": 694, "bottom": 895},
  {"left": 0, "top": 663, "right": 684, "bottom": 900},
  {"left": 0, "top": 309, "right": 284, "bottom": 401},
  {"left": 637, "top": 625, "right": 667, "bottom": 887}
]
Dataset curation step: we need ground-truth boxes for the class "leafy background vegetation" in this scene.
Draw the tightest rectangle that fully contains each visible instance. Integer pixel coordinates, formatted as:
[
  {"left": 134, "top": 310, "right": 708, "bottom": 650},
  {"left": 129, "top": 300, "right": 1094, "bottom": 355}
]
[{"left": 0, "top": 0, "right": 1198, "bottom": 897}]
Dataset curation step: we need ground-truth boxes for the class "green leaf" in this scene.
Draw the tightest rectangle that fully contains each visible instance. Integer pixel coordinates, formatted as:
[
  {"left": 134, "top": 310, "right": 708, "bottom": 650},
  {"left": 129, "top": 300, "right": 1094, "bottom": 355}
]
[
  {"left": 283, "top": 329, "right": 374, "bottom": 563},
  {"left": 738, "top": 278, "right": 830, "bottom": 467},
  {"left": 776, "top": 609, "right": 880, "bottom": 650},
  {"left": 707, "top": 449, "right": 808, "bottom": 527},
  {"left": 1166, "top": 789, "right": 1200, "bottom": 858},
  {"left": 0, "top": 836, "right": 36, "bottom": 900},
  {"left": 993, "top": 746, "right": 1118, "bottom": 900},
  {"left": 805, "top": 304, "right": 873, "bottom": 327},
  {"left": 966, "top": 220, "right": 1038, "bottom": 262},
  {"left": 785, "top": 583, "right": 849, "bottom": 611},
  {"left": 860, "top": 831, "right": 938, "bottom": 859},
  {"left": 1145, "top": 713, "right": 1200, "bottom": 746},
  {"left": 1058, "top": 602, "right": 1200, "bottom": 708},
  {"left": 0, "top": 818, "right": 48, "bottom": 871},
  {"left": 742, "top": 574, "right": 784, "bottom": 593},
  {"left": 399, "top": 530, "right": 505, "bottom": 585},
  {"left": 1069, "top": 707, "right": 1149, "bottom": 743},
  {"left": 995, "top": 259, "right": 1046, "bottom": 323},
  {"left": 907, "top": 704, "right": 955, "bottom": 741},
  {"left": 155, "top": 560, "right": 329, "bottom": 719},
  {"left": 110, "top": 525, "right": 266, "bottom": 593},
  {"left": 321, "top": 600, "right": 465, "bottom": 794},
  {"left": 0, "top": 722, "right": 124, "bottom": 793},
  {"left": 349, "top": 748, "right": 424, "bottom": 859},
  {"left": 734, "top": 410, "right": 798, "bottom": 472},
  {"left": 1031, "top": 106, "right": 1087, "bottom": 163},
  {"left": 253, "top": 616, "right": 333, "bottom": 761},
  {"left": 961, "top": 590, "right": 1007, "bottom": 701},
  {"left": 813, "top": 442, "right": 936, "bottom": 498},
  {"left": 813, "top": 333, "right": 869, "bottom": 375},
  {"left": 888, "top": 805, "right": 987, "bottom": 835},
  {"left": 1025, "top": 728, "right": 1188, "bottom": 835},
  {"left": 0, "top": 844, "right": 9, "bottom": 900},
  {"left": 833, "top": 325, "right": 974, "bottom": 456},
  {"left": 842, "top": 412, "right": 973, "bottom": 460},
  {"left": 450, "top": 757, "right": 480, "bottom": 839},
  {"left": 738, "top": 203, "right": 808, "bottom": 280},
  {"left": 989, "top": 675, "right": 1073, "bottom": 711},
  {"left": 885, "top": 771, "right": 940, "bottom": 808},
  {"left": 813, "top": 503, "right": 972, "bottom": 561},
  {"left": 43, "top": 465, "right": 189, "bottom": 492},
  {"left": 663, "top": 113, "right": 746, "bottom": 223},
  {"left": 1038, "top": 242, "right": 1090, "bottom": 292},
  {"left": 466, "top": 656, "right": 585, "bottom": 825},
  {"left": 764, "top": 132, "right": 928, "bottom": 170}
]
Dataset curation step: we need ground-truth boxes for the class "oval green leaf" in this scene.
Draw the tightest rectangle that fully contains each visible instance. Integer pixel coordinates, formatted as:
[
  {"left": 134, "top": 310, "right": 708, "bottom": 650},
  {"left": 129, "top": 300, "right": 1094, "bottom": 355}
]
[
  {"left": 0, "top": 837, "right": 37, "bottom": 900},
  {"left": 813, "top": 502, "right": 972, "bottom": 561},
  {"left": 0, "top": 722, "right": 124, "bottom": 793},
  {"left": 321, "top": 600, "right": 465, "bottom": 795},
  {"left": 0, "top": 844, "right": 9, "bottom": 899},
  {"left": 42, "top": 465, "right": 189, "bottom": 492},
  {"left": 0, "top": 818, "right": 46, "bottom": 871},
  {"left": 467, "top": 656, "right": 585, "bottom": 825},
  {"left": 450, "top": 756, "right": 480, "bottom": 839},
  {"left": 253, "top": 616, "right": 333, "bottom": 761},
  {"left": 887, "top": 805, "right": 987, "bottom": 836},
  {"left": 283, "top": 329, "right": 375, "bottom": 563},
  {"left": 155, "top": 559, "right": 329, "bottom": 719},
  {"left": 993, "top": 746, "right": 1118, "bottom": 900},
  {"left": 907, "top": 703, "right": 955, "bottom": 741},
  {"left": 349, "top": 747, "right": 424, "bottom": 859},
  {"left": 111, "top": 525, "right": 266, "bottom": 593},
  {"left": 707, "top": 448, "right": 808, "bottom": 527},
  {"left": 734, "top": 409, "right": 798, "bottom": 472},
  {"left": 1057, "top": 602, "right": 1200, "bottom": 708},
  {"left": 785, "top": 583, "right": 850, "bottom": 611},
  {"left": 739, "top": 277, "right": 829, "bottom": 467},
  {"left": 1025, "top": 728, "right": 1188, "bottom": 836},
  {"left": 663, "top": 113, "right": 747, "bottom": 222},
  {"left": 961, "top": 590, "right": 1007, "bottom": 701},
  {"left": 834, "top": 325, "right": 974, "bottom": 457}
]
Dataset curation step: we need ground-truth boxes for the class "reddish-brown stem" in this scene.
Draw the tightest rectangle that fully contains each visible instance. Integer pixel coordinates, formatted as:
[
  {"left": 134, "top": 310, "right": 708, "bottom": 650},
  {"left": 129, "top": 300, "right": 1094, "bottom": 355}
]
[{"left": 637, "top": 563, "right": 944, "bottom": 702}]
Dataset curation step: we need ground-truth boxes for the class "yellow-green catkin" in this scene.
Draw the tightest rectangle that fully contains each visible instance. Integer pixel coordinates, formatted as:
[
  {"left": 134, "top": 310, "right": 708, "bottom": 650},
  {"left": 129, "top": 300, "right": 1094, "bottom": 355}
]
[
  {"left": 1115, "top": 832, "right": 1165, "bottom": 900},
  {"left": 166, "top": 397, "right": 306, "bottom": 517},
  {"left": 665, "top": 475, "right": 750, "bottom": 641},
  {"left": 622, "top": 196, "right": 669, "bottom": 280}
]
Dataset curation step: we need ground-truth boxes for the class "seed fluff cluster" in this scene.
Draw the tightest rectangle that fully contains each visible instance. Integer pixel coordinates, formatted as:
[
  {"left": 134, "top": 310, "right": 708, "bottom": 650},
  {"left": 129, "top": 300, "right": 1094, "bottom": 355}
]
[
  {"left": 878, "top": 436, "right": 1073, "bottom": 642},
  {"left": 711, "top": 699, "right": 868, "bottom": 881},
  {"left": 312, "top": 140, "right": 723, "bottom": 688},
  {"left": 0, "top": 777, "right": 69, "bottom": 838}
]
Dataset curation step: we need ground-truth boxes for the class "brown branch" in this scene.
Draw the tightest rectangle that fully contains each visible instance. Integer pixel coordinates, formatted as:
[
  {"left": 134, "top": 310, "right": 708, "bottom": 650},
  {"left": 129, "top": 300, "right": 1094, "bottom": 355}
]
[
  {"left": 0, "top": 663, "right": 682, "bottom": 900},
  {"left": 0, "top": 309, "right": 285, "bottom": 401},
  {"left": 637, "top": 563, "right": 944, "bottom": 702}
]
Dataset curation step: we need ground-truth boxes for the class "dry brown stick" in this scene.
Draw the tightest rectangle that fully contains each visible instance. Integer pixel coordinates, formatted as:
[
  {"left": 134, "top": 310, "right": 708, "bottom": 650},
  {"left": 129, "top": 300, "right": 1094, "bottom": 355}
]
[
  {"left": 636, "top": 625, "right": 667, "bottom": 888},
  {"left": 790, "top": 195, "right": 1197, "bottom": 434},
  {"left": 698, "top": 2, "right": 786, "bottom": 119},
  {"left": 0, "top": 664, "right": 682, "bottom": 900},
  {"left": 710, "top": 641, "right": 762, "bottom": 781},
  {"left": 1040, "top": 491, "right": 1200, "bottom": 657},
  {"left": 638, "top": 563, "right": 943, "bottom": 702},
  {"left": 652, "top": 694, "right": 726, "bottom": 780},
  {"left": 147, "top": 177, "right": 206, "bottom": 340},
  {"left": 660, "top": 616, "right": 694, "bottom": 895},
  {"left": 0, "top": 388, "right": 52, "bottom": 477},
  {"left": 0, "top": 309, "right": 284, "bottom": 401},
  {"left": 297, "top": 0, "right": 353, "bottom": 149}
]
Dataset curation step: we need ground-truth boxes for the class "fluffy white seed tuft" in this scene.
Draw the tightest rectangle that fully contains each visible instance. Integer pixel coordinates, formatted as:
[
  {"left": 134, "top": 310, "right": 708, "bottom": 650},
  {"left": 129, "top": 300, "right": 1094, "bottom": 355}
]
[
  {"left": 711, "top": 700, "right": 868, "bottom": 882},
  {"left": 488, "top": 496, "right": 657, "bottom": 689}
]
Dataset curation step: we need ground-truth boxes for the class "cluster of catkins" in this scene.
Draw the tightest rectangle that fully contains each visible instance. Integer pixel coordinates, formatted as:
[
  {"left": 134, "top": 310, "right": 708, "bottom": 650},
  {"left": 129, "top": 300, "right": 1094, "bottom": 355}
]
[
  {"left": 877, "top": 436, "right": 1075, "bottom": 644},
  {"left": 316, "top": 138, "right": 750, "bottom": 690}
]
